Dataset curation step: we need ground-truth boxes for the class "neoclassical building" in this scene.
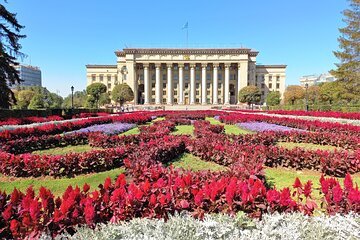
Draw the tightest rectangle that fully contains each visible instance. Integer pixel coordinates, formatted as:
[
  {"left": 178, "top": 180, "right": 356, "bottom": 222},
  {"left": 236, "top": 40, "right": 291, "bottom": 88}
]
[{"left": 86, "top": 48, "right": 286, "bottom": 105}]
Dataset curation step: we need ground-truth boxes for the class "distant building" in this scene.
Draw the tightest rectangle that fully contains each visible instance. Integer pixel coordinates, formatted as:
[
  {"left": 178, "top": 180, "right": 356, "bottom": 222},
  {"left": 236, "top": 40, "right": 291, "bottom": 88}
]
[
  {"left": 11, "top": 64, "right": 42, "bottom": 88},
  {"left": 299, "top": 73, "right": 336, "bottom": 87}
]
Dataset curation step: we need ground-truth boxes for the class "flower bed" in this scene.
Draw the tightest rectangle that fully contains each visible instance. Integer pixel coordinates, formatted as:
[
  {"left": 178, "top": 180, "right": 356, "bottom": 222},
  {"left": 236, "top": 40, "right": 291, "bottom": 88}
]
[
  {"left": 0, "top": 115, "right": 64, "bottom": 127},
  {"left": 72, "top": 123, "right": 136, "bottom": 135},
  {"left": 237, "top": 122, "right": 305, "bottom": 132}
]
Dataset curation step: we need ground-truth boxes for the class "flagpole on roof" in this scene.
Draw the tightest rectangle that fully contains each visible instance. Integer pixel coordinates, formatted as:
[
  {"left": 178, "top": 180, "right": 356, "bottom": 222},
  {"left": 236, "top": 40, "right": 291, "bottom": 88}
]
[{"left": 182, "top": 22, "right": 189, "bottom": 48}]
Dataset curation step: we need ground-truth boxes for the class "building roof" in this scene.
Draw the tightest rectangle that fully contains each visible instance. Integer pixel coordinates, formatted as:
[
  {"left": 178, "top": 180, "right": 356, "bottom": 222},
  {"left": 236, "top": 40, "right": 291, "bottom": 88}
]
[
  {"left": 256, "top": 65, "right": 287, "bottom": 68},
  {"left": 115, "top": 48, "right": 259, "bottom": 57},
  {"left": 86, "top": 64, "right": 117, "bottom": 68}
]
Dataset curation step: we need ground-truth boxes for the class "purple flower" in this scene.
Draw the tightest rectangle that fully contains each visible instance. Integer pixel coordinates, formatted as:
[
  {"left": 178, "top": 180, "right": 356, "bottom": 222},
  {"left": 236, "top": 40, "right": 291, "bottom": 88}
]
[
  {"left": 73, "top": 123, "right": 136, "bottom": 135},
  {"left": 214, "top": 116, "right": 221, "bottom": 121},
  {"left": 237, "top": 121, "right": 305, "bottom": 132}
]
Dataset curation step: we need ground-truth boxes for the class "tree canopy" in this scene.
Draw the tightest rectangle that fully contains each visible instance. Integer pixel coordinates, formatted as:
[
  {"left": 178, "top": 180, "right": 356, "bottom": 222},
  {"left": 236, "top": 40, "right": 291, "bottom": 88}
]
[
  {"left": 266, "top": 91, "right": 281, "bottom": 106},
  {"left": 62, "top": 90, "right": 87, "bottom": 109},
  {"left": 0, "top": 3, "right": 26, "bottom": 108},
  {"left": 238, "top": 86, "right": 261, "bottom": 106},
  {"left": 111, "top": 83, "right": 134, "bottom": 106},
  {"left": 86, "top": 83, "right": 107, "bottom": 108},
  {"left": 284, "top": 85, "right": 305, "bottom": 105}
]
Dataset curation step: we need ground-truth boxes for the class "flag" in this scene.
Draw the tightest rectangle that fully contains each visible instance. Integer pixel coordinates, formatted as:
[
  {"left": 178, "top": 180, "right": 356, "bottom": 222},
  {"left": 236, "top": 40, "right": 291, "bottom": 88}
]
[{"left": 182, "top": 22, "right": 188, "bottom": 30}]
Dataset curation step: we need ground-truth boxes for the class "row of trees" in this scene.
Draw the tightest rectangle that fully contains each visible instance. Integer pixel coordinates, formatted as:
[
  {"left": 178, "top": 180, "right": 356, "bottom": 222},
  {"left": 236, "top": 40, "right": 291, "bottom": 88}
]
[{"left": 12, "top": 83, "right": 134, "bottom": 110}]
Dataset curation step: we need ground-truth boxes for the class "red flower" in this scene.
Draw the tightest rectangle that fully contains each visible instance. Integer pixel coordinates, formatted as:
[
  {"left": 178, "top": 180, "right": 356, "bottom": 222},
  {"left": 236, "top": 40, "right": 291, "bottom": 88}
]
[
  {"left": 104, "top": 177, "right": 112, "bottom": 190},
  {"left": 180, "top": 199, "right": 189, "bottom": 209},
  {"left": 9, "top": 220, "right": 19, "bottom": 235},
  {"left": 344, "top": 174, "right": 353, "bottom": 191},
  {"left": 333, "top": 184, "right": 343, "bottom": 204},
  {"left": 195, "top": 191, "right": 203, "bottom": 206},
  {"left": 158, "top": 194, "right": 167, "bottom": 207},
  {"left": 293, "top": 177, "right": 302, "bottom": 189},
  {"left": 2, "top": 204, "right": 12, "bottom": 221},
  {"left": 83, "top": 183, "right": 90, "bottom": 193},
  {"left": 29, "top": 200, "right": 40, "bottom": 221},
  {"left": 84, "top": 200, "right": 95, "bottom": 225},
  {"left": 149, "top": 194, "right": 157, "bottom": 206},
  {"left": 303, "top": 181, "right": 312, "bottom": 198}
]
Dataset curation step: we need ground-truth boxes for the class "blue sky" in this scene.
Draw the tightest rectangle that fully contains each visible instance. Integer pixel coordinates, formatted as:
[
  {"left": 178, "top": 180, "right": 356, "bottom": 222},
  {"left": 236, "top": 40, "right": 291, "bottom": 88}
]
[{"left": 7, "top": 0, "right": 347, "bottom": 97}]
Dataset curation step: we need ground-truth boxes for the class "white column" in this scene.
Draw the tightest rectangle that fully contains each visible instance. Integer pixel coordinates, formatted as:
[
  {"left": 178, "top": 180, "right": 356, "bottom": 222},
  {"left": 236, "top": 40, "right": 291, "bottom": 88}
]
[
  {"left": 213, "top": 64, "right": 218, "bottom": 104},
  {"left": 155, "top": 64, "right": 161, "bottom": 104},
  {"left": 224, "top": 64, "right": 230, "bottom": 105},
  {"left": 178, "top": 64, "right": 184, "bottom": 104},
  {"left": 201, "top": 64, "right": 207, "bottom": 104},
  {"left": 134, "top": 66, "right": 138, "bottom": 105},
  {"left": 167, "top": 64, "right": 173, "bottom": 105},
  {"left": 190, "top": 64, "right": 196, "bottom": 104},
  {"left": 144, "top": 64, "right": 150, "bottom": 104},
  {"left": 237, "top": 64, "right": 241, "bottom": 104}
]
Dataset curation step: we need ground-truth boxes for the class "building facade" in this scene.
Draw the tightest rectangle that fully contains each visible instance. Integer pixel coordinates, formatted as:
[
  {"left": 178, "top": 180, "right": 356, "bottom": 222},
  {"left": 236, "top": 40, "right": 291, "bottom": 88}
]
[
  {"left": 12, "top": 64, "right": 42, "bottom": 88},
  {"left": 299, "top": 73, "right": 336, "bottom": 87},
  {"left": 86, "top": 48, "right": 286, "bottom": 105}
]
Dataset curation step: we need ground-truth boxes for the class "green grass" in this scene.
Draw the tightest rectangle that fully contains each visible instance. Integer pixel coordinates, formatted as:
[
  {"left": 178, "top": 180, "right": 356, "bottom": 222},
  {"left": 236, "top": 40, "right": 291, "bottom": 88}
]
[
  {"left": 153, "top": 117, "right": 165, "bottom": 122},
  {"left": 278, "top": 142, "right": 341, "bottom": 151},
  {"left": 0, "top": 168, "right": 125, "bottom": 196},
  {"left": 119, "top": 127, "right": 140, "bottom": 136},
  {"left": 171, "top": 125, "right": 194, "bottom": 135},
  {"left": 265, "top": 167, "right": 360, "bottom": 208},
  {"left": 205, "top": 117, "right": 252, "bottom": 135},
  {"left": 168, "top": 153, "right": 227, "bottom": 172},
  {"left": 32, "top": 144, "right": 97, "bottom": 155}
]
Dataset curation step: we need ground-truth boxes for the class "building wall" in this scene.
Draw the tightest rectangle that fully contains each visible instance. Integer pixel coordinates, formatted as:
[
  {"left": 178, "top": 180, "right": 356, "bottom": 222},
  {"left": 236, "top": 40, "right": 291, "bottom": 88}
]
[
  {"left": 13, "top": 65, "right": 42, "bottom": 88},
  {"left": 86, "top": 48, "right": 286, "bottom": 105}
]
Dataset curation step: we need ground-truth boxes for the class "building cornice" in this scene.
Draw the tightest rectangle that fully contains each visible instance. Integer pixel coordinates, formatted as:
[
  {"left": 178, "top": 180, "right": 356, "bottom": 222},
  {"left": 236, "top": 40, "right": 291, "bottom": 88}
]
[
  {"left": 257, "top": 65, "right": 287, "bottom": 68},
  {"left": 86, "top": 64, "right": 117, "bottom": 68},
  {"left": 115, "top": 48, "right": 258, "bottom": 56}
]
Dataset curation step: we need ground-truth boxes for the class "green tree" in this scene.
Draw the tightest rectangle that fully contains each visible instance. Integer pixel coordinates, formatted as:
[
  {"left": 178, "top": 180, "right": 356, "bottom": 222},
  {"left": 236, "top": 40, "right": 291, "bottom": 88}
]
[
  {"left": 62, "top": 90, "right": 87, "bottom": 108},
  {"left": 238, "top": 86, "right": 261, "bottom": 106},
  {"left": 266, "top": 91, "right": 281, "bottom": 106},
  {"left": 86, "top": 83, "right": 107, "bottom": 108},
  {"left": 111, "top": 83, "right": 134, "bottom": 106},
  {"left": 307, "top": 85, "right": 320, "bottom": 104},
  {"left": 85, "top": 95, "right": 96, "bottom": 108},
  {"left": 28, "top": 94, "right": 45, "bottom": 109},
  {"left": 0, "top": 3, "right": 26, "bottom": 108},
  {"left": 284, "top": 85, "right": 305, "bottom": 105},
  {"left": 16, "top": 89, "right": 35, "bottom": 109},
  {"left": 48, "top": 92, "right": 63, "bottom": 108},
  {"left": 99, "top": 92, "right": 111, "bottom": 106},
  {"left": 330, "top": 0, "right": 360, "bottom": 90}
]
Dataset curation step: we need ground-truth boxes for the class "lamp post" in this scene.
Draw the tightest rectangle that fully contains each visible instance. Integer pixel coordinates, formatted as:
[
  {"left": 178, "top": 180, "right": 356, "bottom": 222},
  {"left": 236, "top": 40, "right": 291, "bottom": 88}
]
[
  {"left": 305, "top": 83, "right": 309, "bottom": 112},
  {"left": 71, "top": 86, "right": 74, "bottom": 115}
]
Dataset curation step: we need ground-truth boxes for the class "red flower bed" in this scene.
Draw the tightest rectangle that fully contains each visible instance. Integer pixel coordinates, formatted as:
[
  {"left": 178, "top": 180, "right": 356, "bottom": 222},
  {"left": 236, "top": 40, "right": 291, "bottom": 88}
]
[
  {"left": 0, "top": 115, "right": 64, "bottom": 127},
  {"left": 0, "top": 113, "right": 152, "bottom": 142},
  {"left": 267, "top": 110, "right": 360, "bottom": 120}
]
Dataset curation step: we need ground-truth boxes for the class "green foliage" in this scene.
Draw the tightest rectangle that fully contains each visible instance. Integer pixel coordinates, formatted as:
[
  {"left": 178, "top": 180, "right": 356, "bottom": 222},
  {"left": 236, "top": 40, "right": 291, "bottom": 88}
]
[
  {"left": 28, "top": 94, "right": 45, "bottom": 109},
  {"left": 307, "top": 85, "right": 320, "bottom": 104},
  {"left": 86, "top": 83, "right": 107, "bottom": 108},
  {"left": 266, "top": 91, "right": 281, "bottom": 106},
  {"left": 63, "top": 90, "right": 87, "bottom": 109},
  {"left": 238, "top": 86, "right": 261, "bottom": 105},
  {"left": 85, "top": 95, "right": 96, "bottom": 108},
  {"left": 16, "top": 89, "right": 35, "bottom": 109},
  {"left": 111, "top": 83, "right": 134, "bottom": 106},
  {"left": 99, "top": 92, "right": 111, "bottom": 106},
  {"left": 0, "top": 3, "right": 25, "bottom": 109},
  {"left": 48, "top": 92, "right": 63, "bottom": 108},
  {"left": 284, "top": 85, "right": 305, "bottom": 105},
  {"left": 331, "top": 0, "right": 360, "bottom": 86}
]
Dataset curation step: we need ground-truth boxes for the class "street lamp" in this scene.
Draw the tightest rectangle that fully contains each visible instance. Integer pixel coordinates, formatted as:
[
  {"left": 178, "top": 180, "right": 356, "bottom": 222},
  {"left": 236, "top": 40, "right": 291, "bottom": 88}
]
[
  {"left": 71, "top": 86, "right": 74, "bottom": 115},
  {"left": 305, "top": 83, "right": 309, "bottom": 112}
]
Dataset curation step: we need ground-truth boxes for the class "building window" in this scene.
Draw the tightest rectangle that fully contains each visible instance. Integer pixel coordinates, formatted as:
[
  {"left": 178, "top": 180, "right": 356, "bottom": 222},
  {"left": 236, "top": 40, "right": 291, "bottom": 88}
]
[
  {"left": 99, "top": 75, "right": 103, "bottom": 81},
  {"left": 277, "top": 76, "right": 280, "bottom": 81},
  {"left": 163, "top": 91, "right": 166, "bottom": 95},
  {"left": 174, "top": 98, "right": 177, "bottom": 103},
  {"left": 152, "top": 74, "right": 155, "bottom": 80},
  {"left": 174, "top": 75, "right": 178, "bottom": 81},
  {"left": 207, "top": 83, "right": 211, "bottom": 88},
  {"left": 163, "top": 74, "right": 167, "bottom": 80},
  {"left": 185, "top": 65, "right": 189, "bottom": 70},
  {"left": 196, "top": 74, "right": 200, "bottom": 80},
  {"left": 218, "top": 99, "right": 222, "bottom": 104},
  {"left": 196, "top": 98, "right": 200, "bottom": 103},
  {"left": 163, "top": 83, "right": 167, "bottom": 88},
  {"left": 152, "top": 90, "right": 155, "bottom": 95},
  {"left": 185, "top": 75, "right": 189, "bottom": 81},
  {"left": 92, "top": 75, "right": 96, "bottom": 82},
  {"left": 206, "top": 73, "right": 211, "bottom": 80},
  {"left": 269, "top": 76, "right": 272, "bottom": 81},
  {"left": 261, "top": 83, "right": 265, "bottom": 88},
  {"left": 163, "top": 98, "right": 166, "bottom": 103},
  {"left": 196, "top": 83, "right": 199, "bottom": 88},
  {"left": 218, "top": 74, "right": 222, "bottom": 80},
  {"left": 276, "top": 83, "right": 280, "bottom": 89},
  {"left": 185, "top": 83, "right": 189, "bottom": 88},
  {"left": 196, "top": 91, "right": 199, "bottom": 95},
  {"left": 218, "top": 90, "right": 221, "bottom": 95},
  {"left": 107, "top": 75, "right": 111, "bottom": 82},
  {"left": 174, "top": 90, "right": 177, "bottom": 95},
  {"left": 196, "top": 66, "right": 200, "bottom": 70},
  {"left": 269, "top": 83, "right": 272, "bottom": 89},
  {"left": 107, "top": 83, "right": 111, "bottom": 89},
  {"left": 207, "top": 90, "right": 210, "bottom": 95},
  {"left": 152, "top": 83, "right": 155, "bottom": 88}
]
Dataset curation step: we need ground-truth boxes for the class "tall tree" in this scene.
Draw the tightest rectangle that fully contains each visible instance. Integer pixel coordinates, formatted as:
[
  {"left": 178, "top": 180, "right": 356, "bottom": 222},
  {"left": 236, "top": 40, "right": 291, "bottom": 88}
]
[
  {"left": 86, "top": 83, "right": 107, "bottom": 108},
  {"left": 111, "top": 83, "right": 134, "bottom": 106},
  {"left": 238, "top": 86, "right": 261, "bottom": 106},
  {"left": 284, "top": 85, "right": 305, "bottom": 105},
  {"left": 331, "top": 0, "right": 360, "bottom": 92},
  {"left": 266, "top": 91, "right": 281, "bottom": 106},
  {"left": 16, "top": 89, "right": 35, "bottom": 109},
  {"left": 62, "top": 90, "right": 87, "bottom": 108},
  {"left": 0, "top": 3, "right": 25, "bottom": 108}
]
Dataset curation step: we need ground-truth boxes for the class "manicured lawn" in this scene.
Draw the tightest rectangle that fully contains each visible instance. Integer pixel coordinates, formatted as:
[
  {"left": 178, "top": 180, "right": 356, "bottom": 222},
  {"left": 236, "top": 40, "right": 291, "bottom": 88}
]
[
  {"left": 277, "top": 142, "right": 341, "bottom": 151},
  {"left": 171, "top": 125, "right": 194, "bottom": 135},
  {"left": 32, "top": 144, "right": 97, "bottom": 155},
  {"left": 168, "top": 153, "right": 227, "bottom": 172},
  {"left": 0, "top": 168, "right": 125, "bottom": 196},
  {"left": 265, "top": 167, "right": 360, "bottom": 208},
  {"left": 153, "top": 117, "right": 165, "bottom": 122},
  {"left": 205, "top": 117, "right": 252, "bottom": 135},
  {"left": 119, "top": 127, "right": 140, "bottom": 136}
]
